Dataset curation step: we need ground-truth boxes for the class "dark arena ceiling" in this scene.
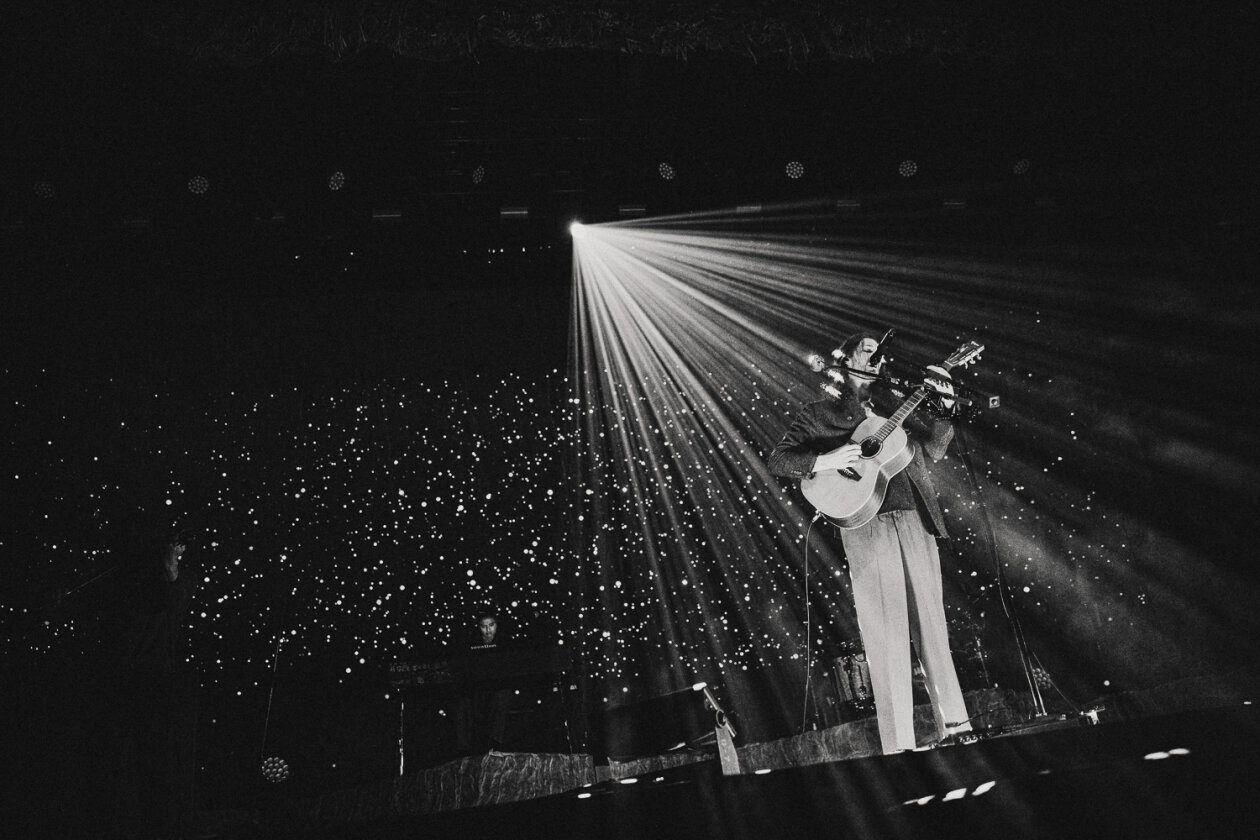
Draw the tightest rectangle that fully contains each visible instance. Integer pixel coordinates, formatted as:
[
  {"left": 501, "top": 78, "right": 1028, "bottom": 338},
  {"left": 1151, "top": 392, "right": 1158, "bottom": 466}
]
[
  {"left": 7, "top": 1, "right": 1251, "bottom": 231},
  {"left": 6, "top": 2, "right": 1252, "bottom": 386}
]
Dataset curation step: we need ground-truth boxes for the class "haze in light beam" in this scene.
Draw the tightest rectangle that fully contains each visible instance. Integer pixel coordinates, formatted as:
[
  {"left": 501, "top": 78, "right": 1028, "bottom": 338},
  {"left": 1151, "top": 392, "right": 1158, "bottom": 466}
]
[{"left": 566, "top": 206, "right": 1260, "bottom": 736}]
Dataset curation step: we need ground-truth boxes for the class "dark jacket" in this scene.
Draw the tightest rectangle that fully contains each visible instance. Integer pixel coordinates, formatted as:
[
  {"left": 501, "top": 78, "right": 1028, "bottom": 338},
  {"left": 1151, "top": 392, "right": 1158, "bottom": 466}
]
[{"left": 767, "top": 382, "right": 954, "bottom": 537}]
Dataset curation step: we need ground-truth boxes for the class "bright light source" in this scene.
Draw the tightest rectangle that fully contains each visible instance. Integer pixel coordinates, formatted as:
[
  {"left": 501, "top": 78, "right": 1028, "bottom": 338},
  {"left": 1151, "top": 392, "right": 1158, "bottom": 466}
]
[
  {"left": 898, "top": 160, "right": 918, "bottom": 178},
  {"left": 785, "top": 161, "right": 805, "bottom": 179},
  {"left": 658, "top": 162, "right": 676, "bottom": 181},
  {"left": 569, "top": 221, "right": 583, "bottom": 235},
  {"left": 328, "top": 171, "right": 346, "bottom": 191},
  {"left": 1013, "top": 158, "right": 1031, "bottom": 175},
  {"left": 188, "top": 175, "right": 210, "bottom": 195},
  {"left": 32, "top": 181, "right": 56, "bottom": 200},
  {"left": 472, "top": 165, "right": 486, "bottom": 185}
]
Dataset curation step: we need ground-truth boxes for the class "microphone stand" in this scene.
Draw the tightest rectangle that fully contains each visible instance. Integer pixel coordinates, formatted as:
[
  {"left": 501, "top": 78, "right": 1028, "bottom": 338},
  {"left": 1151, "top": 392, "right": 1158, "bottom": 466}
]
[
  {"left": 880, "top": 363, "right": 1002, "bottom": 410},
  {"left": 950, "top": 417, "right": 1077, "bottom": 732}
]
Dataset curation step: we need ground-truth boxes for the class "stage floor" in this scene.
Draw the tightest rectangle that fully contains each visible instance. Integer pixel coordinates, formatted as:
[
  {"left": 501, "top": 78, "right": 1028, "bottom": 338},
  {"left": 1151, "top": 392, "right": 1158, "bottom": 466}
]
[{"left": 245, "top": 671, "right": 1260, "bottom": 839}]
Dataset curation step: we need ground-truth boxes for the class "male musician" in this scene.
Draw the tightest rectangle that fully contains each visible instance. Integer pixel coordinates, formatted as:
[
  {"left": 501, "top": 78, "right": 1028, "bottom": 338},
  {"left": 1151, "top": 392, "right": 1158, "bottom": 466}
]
[
  {"left": 114, "top": 529, "right": 198, "bottom": 838},
  {"left": 768, "top": 332, "right": 972, "bottom": 753},
  {"left": 475, "top": 613, "right": 501, "bottom": 647},
  {"left": 456, "top": 610, "right": 513, "bottom": 754}
]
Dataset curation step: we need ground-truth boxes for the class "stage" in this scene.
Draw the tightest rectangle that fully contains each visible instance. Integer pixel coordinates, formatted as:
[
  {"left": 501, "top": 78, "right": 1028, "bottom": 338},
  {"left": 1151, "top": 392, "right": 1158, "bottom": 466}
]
[{"left": 228, "top": 668, "right": 1259, "bottom": 839}]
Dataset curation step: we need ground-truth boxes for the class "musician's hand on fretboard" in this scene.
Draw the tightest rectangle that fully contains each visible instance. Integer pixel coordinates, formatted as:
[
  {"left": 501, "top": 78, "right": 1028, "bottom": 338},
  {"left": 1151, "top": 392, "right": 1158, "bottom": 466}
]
[{"left": 925, "top": 365, "right": 956, "bottom": 410}]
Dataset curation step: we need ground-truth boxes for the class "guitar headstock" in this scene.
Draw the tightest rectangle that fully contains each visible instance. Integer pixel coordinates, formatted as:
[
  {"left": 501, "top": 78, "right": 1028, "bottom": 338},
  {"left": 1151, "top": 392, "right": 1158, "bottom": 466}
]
[{"left": 942, "top": 341, "right": 984, "bottom": 370}]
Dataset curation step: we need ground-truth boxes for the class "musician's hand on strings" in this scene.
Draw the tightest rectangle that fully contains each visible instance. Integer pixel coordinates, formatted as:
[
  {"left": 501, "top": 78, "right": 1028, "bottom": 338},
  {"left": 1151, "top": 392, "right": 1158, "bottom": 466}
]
[
  {"left": 814, "top": 442, "right": 862, "bottom": 473},
  {"left": 925, "top": 365, "right": 956, "bottom": 411}
]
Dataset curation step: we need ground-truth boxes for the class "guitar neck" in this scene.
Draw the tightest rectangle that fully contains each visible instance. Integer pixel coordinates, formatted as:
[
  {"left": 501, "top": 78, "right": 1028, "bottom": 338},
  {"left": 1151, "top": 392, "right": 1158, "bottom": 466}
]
[{"left": 876, "top": 358, "right": 958, "bottom": 439}]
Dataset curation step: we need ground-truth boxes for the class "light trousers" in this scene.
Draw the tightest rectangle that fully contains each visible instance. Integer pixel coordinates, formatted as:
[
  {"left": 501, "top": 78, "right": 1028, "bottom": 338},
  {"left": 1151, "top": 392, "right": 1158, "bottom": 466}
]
[{"left": 841, "top": 510, "right": 971, "bottom": 753}]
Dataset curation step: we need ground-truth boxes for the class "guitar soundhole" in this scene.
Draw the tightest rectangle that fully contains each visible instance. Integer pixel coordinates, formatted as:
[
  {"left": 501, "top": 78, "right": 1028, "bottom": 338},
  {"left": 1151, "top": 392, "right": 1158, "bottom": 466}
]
[{"left": 859, "top": 437, "right": 882, "bottom": 458}]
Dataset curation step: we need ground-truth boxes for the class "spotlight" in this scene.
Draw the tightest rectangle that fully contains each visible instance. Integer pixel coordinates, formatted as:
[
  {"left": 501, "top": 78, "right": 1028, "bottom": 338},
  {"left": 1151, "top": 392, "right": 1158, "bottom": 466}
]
[
  {"left": 472, "top": 165, "right": 486, "bottom": 185},
  {"left": 260, "top": 756, "right": 290, "bottom": 783},
  {"left": 898, "top": 160, "right": 918, "bottom": 178},
  {"left": 658, "top": 162, "right": 676, "bottom": 181},
  {"left": 187, "top": 175, "right": 210, "bottom": 195},
  {"left": 569, "top": 221, "right": 583, "bottom": 235},
  {"left": 32, "top": 181, "right": 56, "bottom": 200},
  {"left": 784, "top": 161, "right": 805, "bottom": 180},
  {"left": 1013, "top": 158, "right": 1031, "bottom": 175},
  {"left": 328, "top": 171, "right": 346, "bottom": 191}
]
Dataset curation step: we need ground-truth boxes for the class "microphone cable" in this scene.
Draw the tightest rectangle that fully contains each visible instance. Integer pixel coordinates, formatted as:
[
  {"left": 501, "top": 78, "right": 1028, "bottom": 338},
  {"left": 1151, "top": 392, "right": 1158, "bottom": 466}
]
[{"left": 801, "top": 510, "right": 825, "bottom": 733}]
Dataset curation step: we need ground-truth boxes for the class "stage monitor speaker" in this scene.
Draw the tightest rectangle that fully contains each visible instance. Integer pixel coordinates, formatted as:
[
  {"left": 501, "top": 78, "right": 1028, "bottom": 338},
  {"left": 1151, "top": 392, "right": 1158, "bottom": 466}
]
[{"left": 602, "top": 682, "right": 736, "bottom": 762}]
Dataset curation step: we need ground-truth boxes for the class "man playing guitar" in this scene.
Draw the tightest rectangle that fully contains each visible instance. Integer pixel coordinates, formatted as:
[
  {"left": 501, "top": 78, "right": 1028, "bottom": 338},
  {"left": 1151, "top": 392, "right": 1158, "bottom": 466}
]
[{"left": 768, "top": 332, "right": 973, "bottom": 754}]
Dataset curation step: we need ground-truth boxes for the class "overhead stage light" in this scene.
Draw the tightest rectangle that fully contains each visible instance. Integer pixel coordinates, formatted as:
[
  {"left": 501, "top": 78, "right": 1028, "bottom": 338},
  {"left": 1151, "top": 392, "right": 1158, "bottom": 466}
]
[
  {"left": 898, "top": 160, "right": 918, "bottom": 178},
  {"left": 569, "top": 221, "right": 584, "bottom": 235},
  {"left": 785, "top": 161, "right": 805, "bottom": 179},
  {"left": 32, "top": 181, "right": 56, "bottom": 200},
  {"left": 261, "top": 756, "right": 290, "bottom": 783},
  {"left": 1013, "top": 159, "right": 1031, "bottom": 175},
  {"left": 658, "top": 162, "right": 676, "bottom": 181},
  {"left": 328, "top": 171, "right": 346, "bottom": 191},
  {"left": 187, "top": 175, "right": 210, "bottom": 195},
  {"left": 472, "top": 165, "right": 486, "bottom": 185}
]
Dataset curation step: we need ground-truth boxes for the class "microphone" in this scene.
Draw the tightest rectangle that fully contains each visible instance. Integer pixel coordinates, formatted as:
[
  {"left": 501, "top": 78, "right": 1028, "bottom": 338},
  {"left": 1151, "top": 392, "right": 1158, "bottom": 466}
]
[{"left": 869, "top": 329, "right": 895, "bottom": 366}]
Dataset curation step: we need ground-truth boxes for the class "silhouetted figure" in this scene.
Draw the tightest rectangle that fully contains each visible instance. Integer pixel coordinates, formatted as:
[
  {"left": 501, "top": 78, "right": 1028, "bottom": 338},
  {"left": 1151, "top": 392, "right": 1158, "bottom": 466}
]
[
  {"left": 111, "top": 532, "right": 198, "bottom": 839},
  {"left": 455, "top": 611, "right": 513, "bottom": 754}
]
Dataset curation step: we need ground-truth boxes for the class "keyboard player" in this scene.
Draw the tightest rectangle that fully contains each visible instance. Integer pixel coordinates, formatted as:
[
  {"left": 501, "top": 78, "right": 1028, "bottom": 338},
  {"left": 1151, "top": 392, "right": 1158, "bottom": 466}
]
[{"left": 456, "top": 610, "right": 514, "bottom": 754}]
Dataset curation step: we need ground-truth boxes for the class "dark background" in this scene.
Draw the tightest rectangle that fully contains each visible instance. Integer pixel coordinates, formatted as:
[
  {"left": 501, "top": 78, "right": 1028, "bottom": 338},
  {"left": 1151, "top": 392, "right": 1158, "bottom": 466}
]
[{"left": 2, "top": 0, "right": 1258, "bottom": 832}]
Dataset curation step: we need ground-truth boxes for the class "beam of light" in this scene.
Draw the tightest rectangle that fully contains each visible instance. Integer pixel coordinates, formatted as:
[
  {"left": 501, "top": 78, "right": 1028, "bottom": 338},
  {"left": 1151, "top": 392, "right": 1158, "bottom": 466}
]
[{"left": 567, "top": 203, "right": 1260, "bottom": 733}]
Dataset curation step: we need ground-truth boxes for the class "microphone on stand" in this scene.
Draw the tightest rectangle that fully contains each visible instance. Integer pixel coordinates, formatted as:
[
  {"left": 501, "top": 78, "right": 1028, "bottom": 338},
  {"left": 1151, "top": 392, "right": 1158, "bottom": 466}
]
[{"left": 869, "top": 329, "right": 895, "bottom": 366}]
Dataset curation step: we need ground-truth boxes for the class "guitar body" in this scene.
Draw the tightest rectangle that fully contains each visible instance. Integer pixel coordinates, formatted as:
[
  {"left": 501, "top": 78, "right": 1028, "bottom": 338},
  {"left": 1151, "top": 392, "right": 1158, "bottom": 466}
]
[{"left": 800, "top": 416, "right": 913, "bottom": 529}]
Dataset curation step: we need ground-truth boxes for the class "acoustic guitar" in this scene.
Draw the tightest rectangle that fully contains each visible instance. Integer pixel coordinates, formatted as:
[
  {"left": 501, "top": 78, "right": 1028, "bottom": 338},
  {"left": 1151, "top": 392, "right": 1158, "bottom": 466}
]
[{"left": 801, "top": 341, "right": 983, "bottom": 528}]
